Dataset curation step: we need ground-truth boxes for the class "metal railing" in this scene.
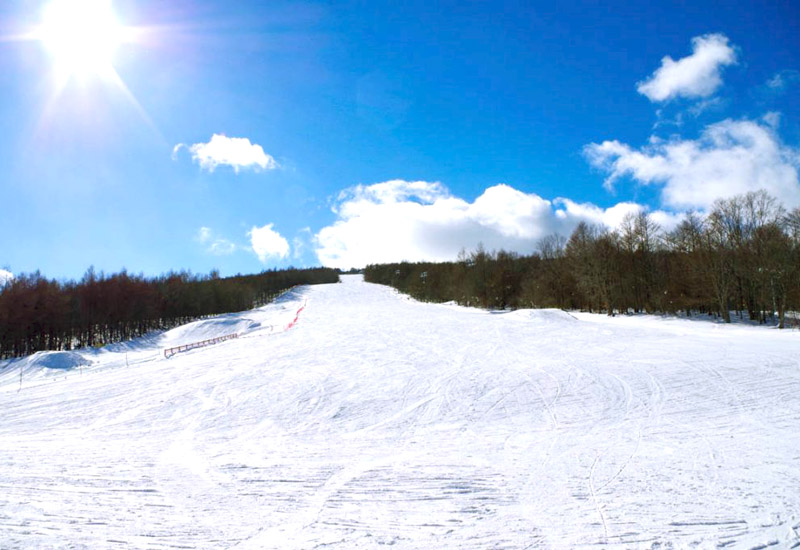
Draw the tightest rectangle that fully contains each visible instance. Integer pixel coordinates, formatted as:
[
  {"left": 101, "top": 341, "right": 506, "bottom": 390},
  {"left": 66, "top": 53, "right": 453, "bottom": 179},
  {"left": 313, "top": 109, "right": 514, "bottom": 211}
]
[{"left": 164, "top": 333, "right": 239, "bottom": 359}]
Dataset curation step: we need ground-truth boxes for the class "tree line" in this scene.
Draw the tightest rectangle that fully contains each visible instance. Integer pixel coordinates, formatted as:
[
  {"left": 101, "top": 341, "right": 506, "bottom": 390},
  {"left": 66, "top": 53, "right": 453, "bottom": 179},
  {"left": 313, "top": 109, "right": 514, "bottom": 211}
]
[
  {"left": 364, "top": 190, "right": 800, "bottom": 328},
  {"left": 0, "top": 266, "right": 339, "bottom": 359}
]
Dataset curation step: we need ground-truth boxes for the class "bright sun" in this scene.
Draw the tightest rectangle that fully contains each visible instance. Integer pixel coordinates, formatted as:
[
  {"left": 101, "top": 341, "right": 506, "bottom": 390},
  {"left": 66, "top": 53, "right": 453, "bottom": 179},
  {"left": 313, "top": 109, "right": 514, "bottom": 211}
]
[{"left": 37, "top": 0, "right": 123, "bottom": 82}]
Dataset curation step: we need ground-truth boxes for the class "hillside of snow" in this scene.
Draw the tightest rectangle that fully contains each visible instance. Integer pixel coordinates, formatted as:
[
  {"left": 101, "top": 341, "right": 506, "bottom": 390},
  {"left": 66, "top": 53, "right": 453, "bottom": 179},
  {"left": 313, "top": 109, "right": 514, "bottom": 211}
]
[
  {"left": 0, "top": 268, "right": 13, "bottom": 287},
  {"left": 1, "top": 275, "right": 799, "bottom": 549}
]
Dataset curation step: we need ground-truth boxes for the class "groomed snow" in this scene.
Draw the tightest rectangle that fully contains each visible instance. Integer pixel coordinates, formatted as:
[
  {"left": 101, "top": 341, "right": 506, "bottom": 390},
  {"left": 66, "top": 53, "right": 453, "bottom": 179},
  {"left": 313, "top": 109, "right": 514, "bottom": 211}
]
[{"left": 1, "top": 275, "right": 799, "bottom": 548}]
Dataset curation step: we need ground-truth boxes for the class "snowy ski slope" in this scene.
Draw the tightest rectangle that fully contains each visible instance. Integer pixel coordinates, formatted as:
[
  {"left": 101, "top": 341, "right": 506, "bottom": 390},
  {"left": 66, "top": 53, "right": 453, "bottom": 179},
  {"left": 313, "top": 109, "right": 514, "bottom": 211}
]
[{"left": 1, "top": 275, "right": 799, "bottom": 549}]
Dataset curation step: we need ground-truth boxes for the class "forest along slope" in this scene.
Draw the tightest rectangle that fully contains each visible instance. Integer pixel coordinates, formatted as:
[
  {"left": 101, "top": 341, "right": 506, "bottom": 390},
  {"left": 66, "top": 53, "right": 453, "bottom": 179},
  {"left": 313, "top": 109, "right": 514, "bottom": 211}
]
[{"left": 1, "top": 275, "right": 799, "bottom": 549}]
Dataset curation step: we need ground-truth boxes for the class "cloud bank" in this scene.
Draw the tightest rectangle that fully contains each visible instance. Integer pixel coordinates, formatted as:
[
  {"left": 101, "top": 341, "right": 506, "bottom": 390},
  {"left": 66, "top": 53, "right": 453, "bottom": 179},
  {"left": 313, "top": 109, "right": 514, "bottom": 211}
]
[
  {"left": 314, "top": 180, "right": 677, "bottom": 269},
  {"left": 637, "top": 34, "right": 737, "bottom": 102},
  {"left": 250, "top": 224, "right": 289, "bottom": 263},
  {"left": 585, "top": 118, "right": 800, "bottom": 209},
  {"left": 174, "top": 134, "right": 278, "bottom": 173},
  {"left": 0, "top": 269, "right": 13, "bottom": 287}
]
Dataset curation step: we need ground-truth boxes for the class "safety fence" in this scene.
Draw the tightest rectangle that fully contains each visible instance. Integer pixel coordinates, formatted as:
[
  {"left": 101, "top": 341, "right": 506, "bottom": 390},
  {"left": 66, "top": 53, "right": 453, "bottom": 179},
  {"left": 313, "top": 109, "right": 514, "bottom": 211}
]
[
  {"left": 286, "top": 301, "right": 307, "bottom": 331},
  {"left": 164, "top": 333, "right": 240, "bottom": 359}
]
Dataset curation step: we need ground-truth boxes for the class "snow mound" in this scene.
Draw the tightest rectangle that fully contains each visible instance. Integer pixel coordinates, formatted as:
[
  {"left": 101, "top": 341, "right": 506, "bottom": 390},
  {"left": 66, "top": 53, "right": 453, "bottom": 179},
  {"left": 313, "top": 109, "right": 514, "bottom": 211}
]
[
  {"left": 162, "top": 317, "right": 261, "bottom": 347},
  {"left": 0, "top": 350, "right": 92, "bottom": 390},
  {"left": 507, "top": 308, "right": 578, "bottom": 324},
  {"left": 26, "top": 351, "right": 89, "bottom": 370}
]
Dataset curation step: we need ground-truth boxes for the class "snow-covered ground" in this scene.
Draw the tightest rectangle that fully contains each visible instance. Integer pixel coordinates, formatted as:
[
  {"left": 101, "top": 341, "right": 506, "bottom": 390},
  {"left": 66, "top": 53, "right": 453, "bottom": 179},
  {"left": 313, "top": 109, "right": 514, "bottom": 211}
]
[
  {"left": 1, "top": 275, "right": 799, "bottom": 549},
  {"left": 0, "top": 268, "right": 13, "bottom": 287}
]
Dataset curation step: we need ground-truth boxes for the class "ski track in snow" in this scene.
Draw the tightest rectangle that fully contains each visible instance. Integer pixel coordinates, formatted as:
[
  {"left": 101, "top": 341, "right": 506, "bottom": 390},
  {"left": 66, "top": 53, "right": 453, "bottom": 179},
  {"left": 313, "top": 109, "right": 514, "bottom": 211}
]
[{"left": 1, "top": 276, "right": 800, "bottom": 549}]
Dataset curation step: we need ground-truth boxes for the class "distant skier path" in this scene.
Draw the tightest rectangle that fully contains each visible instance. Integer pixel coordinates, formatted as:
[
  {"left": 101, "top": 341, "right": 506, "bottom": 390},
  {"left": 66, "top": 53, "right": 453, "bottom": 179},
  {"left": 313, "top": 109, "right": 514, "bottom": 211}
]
[{"left": 1, "top": 275, "right": 799, "bottom": 548}]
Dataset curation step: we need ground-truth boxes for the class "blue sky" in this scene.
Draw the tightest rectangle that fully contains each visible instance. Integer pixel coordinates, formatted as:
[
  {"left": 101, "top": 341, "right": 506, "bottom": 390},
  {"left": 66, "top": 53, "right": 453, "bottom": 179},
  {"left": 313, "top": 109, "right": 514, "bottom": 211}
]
[{"left": 0, "top": 0, "right": 798, "bottom": 280}]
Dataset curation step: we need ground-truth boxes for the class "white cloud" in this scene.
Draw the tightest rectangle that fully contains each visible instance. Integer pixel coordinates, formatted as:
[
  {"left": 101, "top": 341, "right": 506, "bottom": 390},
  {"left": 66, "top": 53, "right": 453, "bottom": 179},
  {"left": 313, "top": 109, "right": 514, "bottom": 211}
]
[
  {"left": 196, "top": 227, "right": 212, "bottom": 243},
  {"left": 554, "top": 199, "right": 682, "bottom": 233},
  {"left": 687, "top": 96, "right": 726, "bottom": 117},
  {"left": 766, "top": 74, "right": 784, "bottom": 89},
  {"left": 0, "top": 269, "right": 13, "bottom": 287},
  {"left": 762, "top": 111, "right": 781, "bottom": 129},
  {"left": 208, "top": 241, "right": 236, "bottom": 255},
  {"left": 174, "top": 134, "right": 278, "bottom": 173},
  {"left": 637, "top": 34, "right": 737, "bottom": 102},
  {"left": 314, "top": 180, "right": 675, "bottom": 269},
  {"left": 766, "top": 70, "right": 799, "bottom": 92},
  {"left": 195, "top": 226, "right": 237, "bottom": 255},
  {"left": 585, "top": 118, "right": 800, "bottom": 210},
  {"left": 250, "top": 224, "right": 290, "bottom": 263},
  {"left": 555, "top": 199, "right": 643, "bottom": 229},
  {"left": 292, "top": 227, "right": 312, "bottom": 261}
]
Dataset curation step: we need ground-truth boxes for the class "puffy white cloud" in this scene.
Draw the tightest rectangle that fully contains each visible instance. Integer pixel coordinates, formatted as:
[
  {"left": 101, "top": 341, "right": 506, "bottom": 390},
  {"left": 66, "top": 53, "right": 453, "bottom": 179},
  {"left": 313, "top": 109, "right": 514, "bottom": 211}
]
[
  {"left": 585, "top": 118, "right": 800, "bottom": 209},
  {"left": 314, "top": 180, "right": 675, "bottom": 268},
  {"left": 555, "top": 199, "right": 644, "bottom": 229},
  {"left": 554, "top": 199, "right": 682, "bottom": 233},
  {"left": 250, "top": 223, "right": 290, "bottom": 263},
  {"left": 174, "top": 134, "right": 278, "bottom": 173},
  {"left": 637, "top": 34, "right": 737, "bottom": 102},
  {"left": 195, "top": 226, "right": 237, "bottom": 255},
  {"left": 0, "top": 269, "right": 13, "bottom": 287}
]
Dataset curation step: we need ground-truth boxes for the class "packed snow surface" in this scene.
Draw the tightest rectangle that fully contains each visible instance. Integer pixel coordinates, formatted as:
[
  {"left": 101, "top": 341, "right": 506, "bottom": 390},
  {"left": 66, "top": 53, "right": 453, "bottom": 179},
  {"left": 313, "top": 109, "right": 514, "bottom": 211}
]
[{"left": 1, "top": 276, "right": 799, "bottom": 549}]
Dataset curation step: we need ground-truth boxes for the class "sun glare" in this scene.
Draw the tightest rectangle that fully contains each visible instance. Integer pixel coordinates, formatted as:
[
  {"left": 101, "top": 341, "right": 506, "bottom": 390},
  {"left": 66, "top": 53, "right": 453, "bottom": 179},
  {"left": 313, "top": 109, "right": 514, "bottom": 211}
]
[{"left": 37, "top": 0, "right": 123, "bottom": 82}]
